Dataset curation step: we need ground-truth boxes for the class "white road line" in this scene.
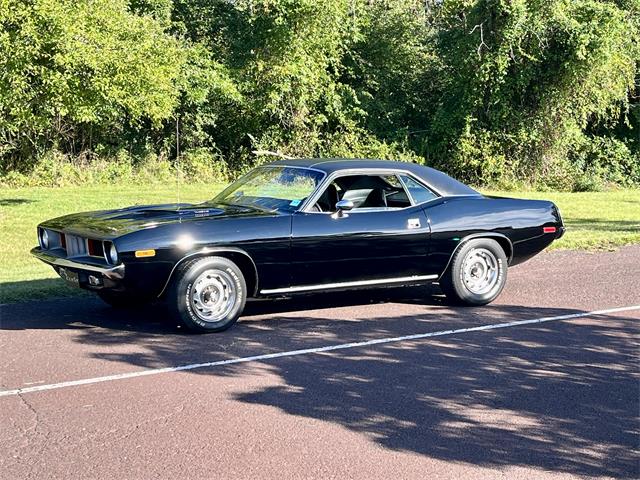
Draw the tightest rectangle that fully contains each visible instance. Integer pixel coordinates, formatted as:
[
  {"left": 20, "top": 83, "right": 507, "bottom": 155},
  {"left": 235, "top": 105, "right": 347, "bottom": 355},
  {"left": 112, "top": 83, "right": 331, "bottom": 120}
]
[{"left": 1, "top": 305, "right": 639, "bottom": 398}]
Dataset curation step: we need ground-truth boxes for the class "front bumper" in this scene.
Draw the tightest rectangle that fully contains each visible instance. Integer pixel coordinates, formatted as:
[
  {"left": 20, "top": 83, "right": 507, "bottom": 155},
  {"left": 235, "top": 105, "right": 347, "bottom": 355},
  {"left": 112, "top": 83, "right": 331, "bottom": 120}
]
[{"left": 31, "top": 247, "right": 125, "bottom": 289}]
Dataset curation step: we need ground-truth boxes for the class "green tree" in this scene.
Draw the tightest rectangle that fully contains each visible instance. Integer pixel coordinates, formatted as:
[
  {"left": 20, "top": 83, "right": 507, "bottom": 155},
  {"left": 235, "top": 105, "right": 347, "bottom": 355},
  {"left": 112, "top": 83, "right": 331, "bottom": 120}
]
[
  {"left": 0, "top": 0, "right": 185, "bottom": 168},
  {"left": 430, "top": 0, "right": 639, "bottom": 186},
  {"left": 1, "top": 0, "right": 638, "bottom": 188}
]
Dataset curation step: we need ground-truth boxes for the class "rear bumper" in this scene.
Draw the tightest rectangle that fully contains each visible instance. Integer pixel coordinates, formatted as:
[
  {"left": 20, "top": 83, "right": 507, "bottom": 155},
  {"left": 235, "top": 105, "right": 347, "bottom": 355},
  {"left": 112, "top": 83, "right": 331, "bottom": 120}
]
[{"left": 31, "top": 247, "right": 125, "bottom": 289}]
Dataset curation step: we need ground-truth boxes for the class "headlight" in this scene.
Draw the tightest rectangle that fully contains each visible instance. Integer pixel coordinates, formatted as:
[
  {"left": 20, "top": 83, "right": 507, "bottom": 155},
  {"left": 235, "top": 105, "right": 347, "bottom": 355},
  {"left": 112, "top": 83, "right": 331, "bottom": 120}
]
[
  {"left": 104, "top": 242, "right": 119, "bottom": 264},
  {"left": 40, "top": 229, "right": 49, "bottom": 249}
]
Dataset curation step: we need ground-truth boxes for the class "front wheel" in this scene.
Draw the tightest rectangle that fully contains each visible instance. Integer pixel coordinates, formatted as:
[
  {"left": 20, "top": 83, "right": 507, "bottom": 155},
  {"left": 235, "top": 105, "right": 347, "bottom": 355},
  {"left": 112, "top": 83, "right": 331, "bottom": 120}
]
[
  {"left": 440, "top": 238, "right": 507, "bottom": 306},
  {"left": 167, "top": 256, "right": 247, "bottom": 333}
]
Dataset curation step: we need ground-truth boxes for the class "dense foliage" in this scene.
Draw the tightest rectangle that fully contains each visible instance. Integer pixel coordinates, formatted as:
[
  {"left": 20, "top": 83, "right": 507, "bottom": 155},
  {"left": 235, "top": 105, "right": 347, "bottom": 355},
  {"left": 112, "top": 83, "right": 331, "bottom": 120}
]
[{"left": 1, "top": 0, "right": 638, "bottom": 189}]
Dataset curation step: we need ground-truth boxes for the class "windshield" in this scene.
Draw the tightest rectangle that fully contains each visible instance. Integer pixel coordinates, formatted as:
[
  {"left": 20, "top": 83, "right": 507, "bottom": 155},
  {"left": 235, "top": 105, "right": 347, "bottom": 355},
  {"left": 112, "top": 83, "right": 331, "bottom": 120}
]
[{"left": 211, "top": 166, "right": 325, "bottom": 212}]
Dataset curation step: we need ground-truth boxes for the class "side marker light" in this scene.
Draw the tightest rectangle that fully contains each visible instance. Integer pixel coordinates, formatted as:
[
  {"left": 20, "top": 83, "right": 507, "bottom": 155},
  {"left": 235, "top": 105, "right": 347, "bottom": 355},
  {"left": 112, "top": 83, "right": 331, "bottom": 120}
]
[{"left": 135, "top": 249, "right": 156, "bottom": 258}]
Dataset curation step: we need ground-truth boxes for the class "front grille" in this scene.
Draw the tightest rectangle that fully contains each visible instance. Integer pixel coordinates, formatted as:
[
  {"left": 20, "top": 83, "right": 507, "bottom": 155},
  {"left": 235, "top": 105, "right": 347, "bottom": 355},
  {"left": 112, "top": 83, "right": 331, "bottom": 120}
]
[
  {"left": 87, "top": 238, "right": 105, "bottom": 257},
  {"left": 40, "top": 228, "right": 107, "bottom": 260},
  {"left": 65, "top": 234, "right": 87, "bottom": 257}
]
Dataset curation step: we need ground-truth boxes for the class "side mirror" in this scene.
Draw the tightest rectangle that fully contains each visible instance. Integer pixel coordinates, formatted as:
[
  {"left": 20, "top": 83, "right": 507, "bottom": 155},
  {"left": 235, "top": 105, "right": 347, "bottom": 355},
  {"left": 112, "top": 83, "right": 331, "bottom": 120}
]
[
  {"left": 333, "top": 199, "right": 354, "bottom": 218},
  {"left": 335, "top": 199, "right": 354, "bottom": 211}
]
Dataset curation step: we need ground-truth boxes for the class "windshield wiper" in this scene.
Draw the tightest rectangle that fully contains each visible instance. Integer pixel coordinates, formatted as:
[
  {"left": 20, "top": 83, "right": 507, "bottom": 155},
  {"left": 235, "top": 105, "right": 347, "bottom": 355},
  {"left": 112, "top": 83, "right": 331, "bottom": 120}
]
[
  {"left": 244, "top": 203, "right": 278, "bottom": 213},
  {"left": 208, "top": 200, "right": 277, "bottom": 213}
]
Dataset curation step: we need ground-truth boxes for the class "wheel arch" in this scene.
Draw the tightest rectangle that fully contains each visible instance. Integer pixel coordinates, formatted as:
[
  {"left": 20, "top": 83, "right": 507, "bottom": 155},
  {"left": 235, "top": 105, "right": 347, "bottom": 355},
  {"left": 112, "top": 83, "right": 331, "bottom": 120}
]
[
  {"left": 438, "top": 232, "right": 513, "bottom": 280},
  {"left": 157, "top": 247, "right": 259, "bottom": 298}
]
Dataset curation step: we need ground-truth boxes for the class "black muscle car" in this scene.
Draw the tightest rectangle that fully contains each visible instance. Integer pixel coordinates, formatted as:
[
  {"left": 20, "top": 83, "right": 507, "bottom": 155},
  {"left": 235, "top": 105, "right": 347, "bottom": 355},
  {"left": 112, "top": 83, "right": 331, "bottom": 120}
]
[{"left": 32, "top": 159, "right": 564, "bottom": 332}]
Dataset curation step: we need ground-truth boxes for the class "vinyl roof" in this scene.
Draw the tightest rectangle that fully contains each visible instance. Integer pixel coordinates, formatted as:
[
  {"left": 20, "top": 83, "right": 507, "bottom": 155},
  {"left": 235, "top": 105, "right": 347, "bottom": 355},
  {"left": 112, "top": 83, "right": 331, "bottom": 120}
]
[{"left": 269, "top": 158, "right": 479, "bottom": 197}]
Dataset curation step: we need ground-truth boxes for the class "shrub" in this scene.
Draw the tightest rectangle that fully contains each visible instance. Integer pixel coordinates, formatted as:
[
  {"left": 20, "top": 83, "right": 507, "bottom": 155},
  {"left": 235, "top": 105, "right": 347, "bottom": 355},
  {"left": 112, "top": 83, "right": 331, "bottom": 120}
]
[
  {"left": 178, "top": 148, "right": 230, "bottom": 184},
  {"left": 0, "top": 148, "right": 230, "bottom": 187},
  {"left": 572, "top": 136, "right": 640, "bottom": 188}
]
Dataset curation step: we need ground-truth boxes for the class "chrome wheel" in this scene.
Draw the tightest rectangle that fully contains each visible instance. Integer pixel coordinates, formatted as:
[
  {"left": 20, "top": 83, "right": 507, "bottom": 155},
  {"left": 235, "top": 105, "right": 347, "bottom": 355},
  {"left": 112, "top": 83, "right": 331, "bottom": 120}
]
[
  {"left": 190, "top": 269, "right": 237, "bottom": 323},
  {"left": 461, "top": 247, "right": 499, "bottom": 295}
]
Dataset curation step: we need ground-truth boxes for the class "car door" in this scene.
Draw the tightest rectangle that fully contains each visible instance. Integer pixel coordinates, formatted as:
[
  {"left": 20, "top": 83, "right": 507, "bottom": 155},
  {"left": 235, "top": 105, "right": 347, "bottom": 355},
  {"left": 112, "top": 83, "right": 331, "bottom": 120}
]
[{"left": 288, "top": 172, "right": 433, "bottom": 288}]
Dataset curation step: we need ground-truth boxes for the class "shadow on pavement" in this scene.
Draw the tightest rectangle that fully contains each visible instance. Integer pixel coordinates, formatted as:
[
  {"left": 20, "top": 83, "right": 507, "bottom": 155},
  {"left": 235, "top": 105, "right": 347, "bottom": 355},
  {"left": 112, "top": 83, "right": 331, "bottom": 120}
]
[
  {"left": 0, "top": 285, "right": 442, "bottom": 333},
  {"left": 1, "top": 287, "right": 638, "bottom": 478},
  {"left": 234, "top": 310, "right": 639, "bottom": 478}
]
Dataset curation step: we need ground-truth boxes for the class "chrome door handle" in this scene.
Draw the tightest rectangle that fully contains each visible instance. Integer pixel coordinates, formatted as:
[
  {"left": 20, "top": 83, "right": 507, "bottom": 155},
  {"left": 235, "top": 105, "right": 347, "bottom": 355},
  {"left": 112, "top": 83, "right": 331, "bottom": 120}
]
[{"left": 407, "top": 218, "right": 421, "bottom": 229}]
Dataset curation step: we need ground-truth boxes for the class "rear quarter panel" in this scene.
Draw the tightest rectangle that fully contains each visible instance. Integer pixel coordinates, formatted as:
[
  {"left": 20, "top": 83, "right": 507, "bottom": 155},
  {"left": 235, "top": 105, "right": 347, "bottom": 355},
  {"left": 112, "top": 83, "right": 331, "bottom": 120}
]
[{"left": 424, "top": 195, "right": 561, "bottom": 274}]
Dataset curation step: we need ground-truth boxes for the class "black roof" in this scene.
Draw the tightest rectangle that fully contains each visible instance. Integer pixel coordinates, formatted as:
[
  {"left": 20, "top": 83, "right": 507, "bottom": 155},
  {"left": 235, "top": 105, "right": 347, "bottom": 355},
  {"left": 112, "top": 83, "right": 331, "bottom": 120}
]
[{"left": 269, "top": 158, "right": 479, "bottom": 197}]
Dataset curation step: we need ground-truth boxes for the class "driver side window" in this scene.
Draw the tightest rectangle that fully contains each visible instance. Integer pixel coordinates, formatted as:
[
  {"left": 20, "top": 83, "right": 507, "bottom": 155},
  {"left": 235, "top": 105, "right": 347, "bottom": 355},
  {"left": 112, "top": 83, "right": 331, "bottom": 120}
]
[
  {"left": 311, "top": 174, "right": 412, "bottom": 213},
  {"left": 399, "top": 175, "right": 437, "bottom": 204},
  {"left": 312, "top": 182, "right": 341, "bottom": 212}
]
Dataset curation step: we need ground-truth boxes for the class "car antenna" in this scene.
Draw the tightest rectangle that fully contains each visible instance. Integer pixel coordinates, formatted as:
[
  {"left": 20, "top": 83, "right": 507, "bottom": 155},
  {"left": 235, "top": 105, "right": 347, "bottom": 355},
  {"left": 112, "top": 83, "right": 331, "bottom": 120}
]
[{"left": 175, "top": 114, "right": 181, "bottom": 206}]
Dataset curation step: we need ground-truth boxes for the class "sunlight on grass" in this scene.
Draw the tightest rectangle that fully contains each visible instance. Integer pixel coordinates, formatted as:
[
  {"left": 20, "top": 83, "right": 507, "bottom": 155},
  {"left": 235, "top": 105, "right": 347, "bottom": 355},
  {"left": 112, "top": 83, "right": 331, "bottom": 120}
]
[
  {"left": 1, "top": 186, "right": 638, "bottom": 303},
  {"left": 484, "top": 190, "right": 640, "bottom": 250},
  {"left": 0, "top": 184, "right": 218, "bottom": 303}
]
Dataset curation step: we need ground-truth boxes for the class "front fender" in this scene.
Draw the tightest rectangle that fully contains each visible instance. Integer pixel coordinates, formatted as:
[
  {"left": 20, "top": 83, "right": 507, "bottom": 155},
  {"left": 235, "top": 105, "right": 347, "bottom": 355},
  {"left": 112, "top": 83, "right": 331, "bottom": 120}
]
[{"left": 156, "top": 247, "right": 260, "bottom": 298}]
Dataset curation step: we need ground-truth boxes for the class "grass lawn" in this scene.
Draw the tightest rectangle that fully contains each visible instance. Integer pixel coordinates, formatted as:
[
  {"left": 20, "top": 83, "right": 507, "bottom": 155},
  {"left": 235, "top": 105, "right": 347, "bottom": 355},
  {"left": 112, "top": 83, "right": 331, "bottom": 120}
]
[
  {"left": 1, "top": 185, "right": 638, "bottom": 303},
  {"left": 1, "top": 184, "right": 221, "bottom": 303},
  {"left": 484, "top": 190, "right": 640, "bottom": 250}
]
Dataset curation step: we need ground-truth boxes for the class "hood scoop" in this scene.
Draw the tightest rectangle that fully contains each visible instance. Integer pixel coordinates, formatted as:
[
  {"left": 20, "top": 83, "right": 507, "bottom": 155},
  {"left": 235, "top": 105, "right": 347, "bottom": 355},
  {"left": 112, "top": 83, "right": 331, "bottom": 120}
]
[
  {"left": 101, "top": 203, "right": 228, "bottom": 222},
  {"left": 135, "top": 207, "right": 226, "bottom": 218}
]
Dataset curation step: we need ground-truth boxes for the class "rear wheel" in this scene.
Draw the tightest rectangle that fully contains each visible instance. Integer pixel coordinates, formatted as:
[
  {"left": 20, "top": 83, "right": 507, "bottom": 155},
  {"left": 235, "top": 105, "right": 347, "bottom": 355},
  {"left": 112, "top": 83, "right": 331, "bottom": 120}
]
[
  {"left": 167, "top": 256, "right": 247, "bottom": 333},
  {"left": 440, "top": 238, "right": 507, "bottom": 306}
]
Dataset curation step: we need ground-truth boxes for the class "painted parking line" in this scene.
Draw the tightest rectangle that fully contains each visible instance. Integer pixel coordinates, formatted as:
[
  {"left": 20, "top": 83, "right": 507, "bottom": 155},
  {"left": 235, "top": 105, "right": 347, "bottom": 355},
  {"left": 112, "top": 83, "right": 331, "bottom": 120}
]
[{"left": 1, "top": 305, "right": 639, "bottom": 399}]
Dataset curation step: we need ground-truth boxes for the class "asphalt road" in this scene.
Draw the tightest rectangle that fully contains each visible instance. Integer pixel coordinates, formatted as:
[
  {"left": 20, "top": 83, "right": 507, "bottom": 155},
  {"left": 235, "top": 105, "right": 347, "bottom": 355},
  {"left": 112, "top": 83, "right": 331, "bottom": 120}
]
[{"left": 1, "top": 246, "right": 639, "bottom": 479}]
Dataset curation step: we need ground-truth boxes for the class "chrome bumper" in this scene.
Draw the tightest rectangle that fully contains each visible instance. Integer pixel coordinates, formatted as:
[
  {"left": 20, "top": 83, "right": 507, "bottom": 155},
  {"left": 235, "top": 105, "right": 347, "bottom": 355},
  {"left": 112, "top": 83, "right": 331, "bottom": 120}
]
[
  {"left": 557, "top": 226, "right": 566, "bottom": 239},
  {"left": 31, "top": 247, "right": 125, "bottom": 280}
]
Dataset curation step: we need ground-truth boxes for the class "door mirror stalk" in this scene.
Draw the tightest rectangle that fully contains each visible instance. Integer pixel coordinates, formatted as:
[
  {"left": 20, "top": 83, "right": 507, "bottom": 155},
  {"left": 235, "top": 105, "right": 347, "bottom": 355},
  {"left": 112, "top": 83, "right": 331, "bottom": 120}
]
[{"left": 333, "top": 199, "right": 354, "bottom": 218}]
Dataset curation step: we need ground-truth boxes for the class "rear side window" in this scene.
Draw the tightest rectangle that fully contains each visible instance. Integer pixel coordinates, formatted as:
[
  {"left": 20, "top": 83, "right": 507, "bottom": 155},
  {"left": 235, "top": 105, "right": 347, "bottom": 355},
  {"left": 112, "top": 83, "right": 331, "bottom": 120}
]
[{"left": 400, "top": 175, "right": 437, "bottom": 204}]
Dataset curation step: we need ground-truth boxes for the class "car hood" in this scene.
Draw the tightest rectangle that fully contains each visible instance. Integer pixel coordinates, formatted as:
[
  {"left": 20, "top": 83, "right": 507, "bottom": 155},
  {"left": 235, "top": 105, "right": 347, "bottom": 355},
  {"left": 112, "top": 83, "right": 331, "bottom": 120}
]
[{"left": 40, "top": 203, "right": 276, "bottom": 238}]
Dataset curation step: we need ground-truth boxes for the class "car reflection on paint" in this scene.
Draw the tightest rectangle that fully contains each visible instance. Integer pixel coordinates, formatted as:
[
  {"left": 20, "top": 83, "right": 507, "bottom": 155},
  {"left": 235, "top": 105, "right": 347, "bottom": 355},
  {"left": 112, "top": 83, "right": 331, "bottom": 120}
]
[{"left": 32, "top": 159, "right": 564, "bottom": 333}]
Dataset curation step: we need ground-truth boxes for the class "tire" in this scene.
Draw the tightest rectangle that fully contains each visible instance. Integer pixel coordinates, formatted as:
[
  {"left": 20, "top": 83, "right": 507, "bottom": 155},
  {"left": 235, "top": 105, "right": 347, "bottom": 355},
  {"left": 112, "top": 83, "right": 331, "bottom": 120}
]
[
  {"left": 97, "top": 290, "right": 152, "bottom": 309},
  {"left": 440, "top": 238, "right": 507, "bottom": 306},
  {"left": 167, "top": 256, "right": 247, "bottom": 333}
]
